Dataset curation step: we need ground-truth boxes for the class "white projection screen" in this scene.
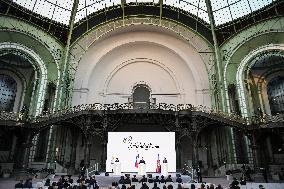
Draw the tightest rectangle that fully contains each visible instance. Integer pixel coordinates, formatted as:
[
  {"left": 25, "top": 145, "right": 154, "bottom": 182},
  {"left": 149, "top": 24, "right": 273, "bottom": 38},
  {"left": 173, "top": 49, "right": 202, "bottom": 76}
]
[{"left": 106, "top": 132, "right": 176, "bottom": 173}]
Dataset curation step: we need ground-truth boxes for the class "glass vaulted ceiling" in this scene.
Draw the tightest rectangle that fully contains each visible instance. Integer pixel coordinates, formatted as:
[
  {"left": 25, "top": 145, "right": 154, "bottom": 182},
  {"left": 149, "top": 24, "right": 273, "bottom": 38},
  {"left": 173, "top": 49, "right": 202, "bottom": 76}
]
[{"left": 13, "top": 0, "right": 276, "bottom": 26}]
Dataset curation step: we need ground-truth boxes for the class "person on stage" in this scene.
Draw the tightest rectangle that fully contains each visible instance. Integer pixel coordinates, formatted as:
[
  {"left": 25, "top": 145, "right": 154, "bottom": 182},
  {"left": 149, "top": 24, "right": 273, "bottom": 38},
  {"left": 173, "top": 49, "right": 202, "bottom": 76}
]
[
  {"left": 163, "top": 158, "right": 168, "bottom": 163},
  {"left": 139, "top": 157, "right": 146, "bottom": 164}
]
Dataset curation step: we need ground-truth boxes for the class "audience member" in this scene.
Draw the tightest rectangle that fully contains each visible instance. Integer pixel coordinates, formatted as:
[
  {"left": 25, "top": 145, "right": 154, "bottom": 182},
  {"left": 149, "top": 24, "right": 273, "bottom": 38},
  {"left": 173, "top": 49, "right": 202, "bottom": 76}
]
[
  {"left": 125, "top": 175, "right": 131, "bottom": 185},
  {"left": 165, "top": 175, "right": 173, "bottom": 182},
  {"left": 230, "top": 177, "right": 239, "bottom": 188},
  {"left": 167, "top": 184, "right": 173, "bottom": 189},
  {"left": 208, "top": 184, "right": 214, "bottom": 189},
  {"left": 152, "top": 182, "right": 160, "bottom": 189},
  {"left": 119, "top": 176, "right": 125, "bottom": 184},
  {"left": 162, "top": 185, "right": 167, "bottom": 189},
  {"left": 239, "top": 177, "right": 246, "bottom": 185},
  {"left": 132, "top": 175, "right": 138, "bottom": 182},
  {"left": 140, "top": 183, "right": 149, "bottom": 189},
  {"left": 23, "top": 178, "right": 33, "bottom": 188},
  {"left": 122, "top": 184, "right": 127, "bottom": 189},
  {"left": 199, "top": 183, "right": 205, "bottom": 189},
  {"left": 177, "top": 184, "right": 183, "bottom": 189},
  {"left": 140, "top": 175, "right": 147, "bottom": 183},
  {"left": 15, "top": 180, "right": 24, "bottom": 188},
  {"left": 160, "top": 175, "right": 166, "bottom": 183},
  {"left": 154, "top": 176, "right": 160, "bottom": 183},
  {"left": 176, "top": 175, "right": 182, "bottom": 183},
  {"left": 215, "top": 184, "right": 223, "bottom": 189}
]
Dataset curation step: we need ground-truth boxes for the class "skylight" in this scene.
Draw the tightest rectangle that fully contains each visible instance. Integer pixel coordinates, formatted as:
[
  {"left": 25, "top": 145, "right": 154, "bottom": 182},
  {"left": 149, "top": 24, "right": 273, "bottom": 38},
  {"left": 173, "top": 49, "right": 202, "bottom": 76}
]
[{"left": 12, "top": 0, "right": 276, "bottom": 26}]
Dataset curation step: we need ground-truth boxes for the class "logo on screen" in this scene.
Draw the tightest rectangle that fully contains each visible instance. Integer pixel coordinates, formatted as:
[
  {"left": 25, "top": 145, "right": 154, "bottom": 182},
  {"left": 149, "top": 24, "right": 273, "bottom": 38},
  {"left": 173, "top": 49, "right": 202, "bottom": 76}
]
[{"left": 123, "top": 136, "right": 159, "bottom": 151}]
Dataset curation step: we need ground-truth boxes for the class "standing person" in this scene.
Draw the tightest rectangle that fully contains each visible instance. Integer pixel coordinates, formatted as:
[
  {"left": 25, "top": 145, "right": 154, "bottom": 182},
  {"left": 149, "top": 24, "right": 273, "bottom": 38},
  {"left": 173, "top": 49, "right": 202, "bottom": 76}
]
[{"left": 196, "top": 166, "right": 202, "bottom": 183}]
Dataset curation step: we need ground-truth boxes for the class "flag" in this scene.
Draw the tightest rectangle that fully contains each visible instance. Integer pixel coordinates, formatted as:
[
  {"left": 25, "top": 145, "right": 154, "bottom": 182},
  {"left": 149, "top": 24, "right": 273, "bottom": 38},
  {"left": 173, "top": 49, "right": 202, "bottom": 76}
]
[
  {"left": 156, "top": 154, "right": 161, "bottom": 173},
  {"left": 135, "top": 154, "right": 139, "bottom": 168}
]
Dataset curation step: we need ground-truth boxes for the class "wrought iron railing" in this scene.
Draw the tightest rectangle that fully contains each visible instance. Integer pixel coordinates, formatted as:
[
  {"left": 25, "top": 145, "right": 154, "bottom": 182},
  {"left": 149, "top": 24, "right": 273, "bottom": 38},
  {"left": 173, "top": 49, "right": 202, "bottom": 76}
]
[{"left": 0, "top": 103, "right": 283, "bottom": 127}]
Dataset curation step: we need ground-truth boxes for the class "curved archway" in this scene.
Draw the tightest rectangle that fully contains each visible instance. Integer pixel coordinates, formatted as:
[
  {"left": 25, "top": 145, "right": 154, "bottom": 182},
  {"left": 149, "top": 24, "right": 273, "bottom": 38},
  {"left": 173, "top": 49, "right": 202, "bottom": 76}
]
[
  {"left": 0, "top": 42, "right": 48, "bottom": 116},
  {"left": 132, "top": 84, "right": 151, "bottom": 109},
  {"left": 236, "top": 44, "right": 284, "bottom": 117}
]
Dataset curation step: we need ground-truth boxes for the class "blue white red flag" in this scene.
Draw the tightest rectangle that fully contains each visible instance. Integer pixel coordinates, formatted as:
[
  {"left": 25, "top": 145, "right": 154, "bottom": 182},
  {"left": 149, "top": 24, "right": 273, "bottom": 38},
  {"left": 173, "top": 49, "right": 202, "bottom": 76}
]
[{"left": 135, "top": 154, "right": 139, "bottom": 168}]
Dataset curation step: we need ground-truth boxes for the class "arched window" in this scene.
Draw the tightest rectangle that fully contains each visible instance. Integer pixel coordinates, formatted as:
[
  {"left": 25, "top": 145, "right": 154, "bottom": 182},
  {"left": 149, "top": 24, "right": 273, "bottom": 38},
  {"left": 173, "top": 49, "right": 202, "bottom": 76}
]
[
  {"left": 267, "top": 76, "right": 284, "bottom": 115},
  {"left": 133, "top": 85, "right": 150, "bottom": 109},
  {"left": 0, "top": 74, "right": 17, "bottom": 112}
]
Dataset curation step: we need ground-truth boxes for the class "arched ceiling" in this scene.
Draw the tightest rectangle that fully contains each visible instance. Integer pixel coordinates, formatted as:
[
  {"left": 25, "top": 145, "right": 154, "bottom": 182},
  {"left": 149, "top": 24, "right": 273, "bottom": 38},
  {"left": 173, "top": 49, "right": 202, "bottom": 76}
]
[{"left": 11, "top": 0, "right": 277, "bottom": 25}]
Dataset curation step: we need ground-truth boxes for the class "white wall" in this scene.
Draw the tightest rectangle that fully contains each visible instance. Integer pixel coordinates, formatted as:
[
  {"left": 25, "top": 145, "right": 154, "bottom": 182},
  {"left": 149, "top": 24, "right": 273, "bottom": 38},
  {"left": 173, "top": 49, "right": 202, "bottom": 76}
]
[{"left": 73, "top": 29, "right": 211, "bottom": 107}]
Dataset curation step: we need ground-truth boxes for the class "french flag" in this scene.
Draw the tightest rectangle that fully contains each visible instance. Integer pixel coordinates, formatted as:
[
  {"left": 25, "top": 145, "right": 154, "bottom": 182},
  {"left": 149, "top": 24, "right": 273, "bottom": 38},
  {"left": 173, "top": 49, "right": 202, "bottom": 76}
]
[{"left": 135, "top": 154, "right": 139, "bottom": 168}]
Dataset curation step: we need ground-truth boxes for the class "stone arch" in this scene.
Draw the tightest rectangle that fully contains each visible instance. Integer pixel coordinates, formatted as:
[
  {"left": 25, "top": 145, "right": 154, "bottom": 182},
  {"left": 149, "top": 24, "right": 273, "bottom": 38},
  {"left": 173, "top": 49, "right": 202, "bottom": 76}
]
[
  {"left": 236, "top": 44, "right": 284, "bottom": 118},
  {"left": 73, "top": 29, "right": 211, "bottom": 107},
  {"left": 0, "top": 42, "right": 48, "bottom": 116},
  {"left": 256, "top": 69, "right": 284, "bottom": 115}
]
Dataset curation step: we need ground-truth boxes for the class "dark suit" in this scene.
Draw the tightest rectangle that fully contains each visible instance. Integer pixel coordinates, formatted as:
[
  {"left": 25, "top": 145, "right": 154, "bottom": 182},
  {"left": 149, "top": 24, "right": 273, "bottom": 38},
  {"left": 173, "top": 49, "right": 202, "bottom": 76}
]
[
  {"left": 176, "top": 177, "right": 182, "bottom": 183},
  {"left": 139, "top": 160, "right": 146, "bottom": 164},
  {"left": 132, "top": 177, "right": 138, "bottom": 182},
  {"left": 163, "top": 159, "right": 168, "bottom": 163}
]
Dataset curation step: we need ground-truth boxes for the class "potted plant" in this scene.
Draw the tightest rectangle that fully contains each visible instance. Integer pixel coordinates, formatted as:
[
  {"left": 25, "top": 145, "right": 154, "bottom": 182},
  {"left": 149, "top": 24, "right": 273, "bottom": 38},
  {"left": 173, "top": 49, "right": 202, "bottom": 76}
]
[{"left": 2, "top": 169, "right": 11, "bottom": 178}]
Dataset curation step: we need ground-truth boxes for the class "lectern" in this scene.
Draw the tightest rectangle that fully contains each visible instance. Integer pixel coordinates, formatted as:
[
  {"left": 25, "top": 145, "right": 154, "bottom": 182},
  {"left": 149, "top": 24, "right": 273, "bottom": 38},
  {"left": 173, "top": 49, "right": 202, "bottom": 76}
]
[
  {"left": 114, "top": 162, "right": 121, "bottom": 175},
  {"left": 161, "top": 162, "right": 168, "bottom": 176},
  {"left": 138, "top": 163, "right": 146, "bottom": 176}
]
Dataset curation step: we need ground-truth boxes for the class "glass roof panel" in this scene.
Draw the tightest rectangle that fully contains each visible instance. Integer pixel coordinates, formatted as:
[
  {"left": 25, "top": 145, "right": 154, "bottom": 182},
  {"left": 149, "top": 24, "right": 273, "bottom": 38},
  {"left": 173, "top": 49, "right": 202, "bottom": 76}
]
[
  {"left": 212, "top": 0, "right": 275, "bottom": 25},
  {"left": 13, "top": 0, "right": 72, "bottom": 24},
  {"left": 12, "top": 0, "right": 276, "bottom": 26}
]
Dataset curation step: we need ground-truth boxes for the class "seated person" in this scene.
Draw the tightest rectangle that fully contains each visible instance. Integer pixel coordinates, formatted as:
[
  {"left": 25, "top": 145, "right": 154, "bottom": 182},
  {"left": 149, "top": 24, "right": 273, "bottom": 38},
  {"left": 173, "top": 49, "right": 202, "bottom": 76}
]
[
  {"left": 119, "top": 176, "right": 125, "bottom": 184},
  {"left": 140, "top": 183, "right": 149, "bottom": 189},
  {"left": 153, "top": 176, "right": 160, "bottom": 183},
  {"left": 152, "top": 182, "right": 160, "bottom": 189},
  {"left": 125, "top": 176, "right": 131, "bottom": 185},
  {"left": 140, "top": 175, "right": 147, "bottom": 183},
  {"left": 115, "top": 158, "right": 120, "bottom": 162},
  {"left": 165, "top": 175, "right": 172, "bottom": 182},
  {"left": 148, "top": 175, "right": 154, "bottom": 183},
  {"left": 15, "top": 180, "right": 24, "bottom": 188},
  {"left": 229, "top": 178, "right": 239, "bottom": 188},
  {"left": 167, "top": 184, "right": 173, "bottom": 189},
  {"left": 215, "top": 184, "right": 223, "bottom": 189},
  {"left": 176, "top": 175, "right": 182, "bottom": 183},
  {"left": 132, "top": 175, "right": 138, "bottom": 182},
  {"left": 23, "top": 178, "right": 32, "bottom": 188},
  {"left": 67, "top": 175, "right": 73, "bottom": 184},
  {"left": 177, "top": 184, "right": 183, "bottom": 189},
  {"left": 198, "top": 183, "right": 205, "bottom": 189},
  {"left": 122, "top": 184, "right": 127, "bottom": 189},
  {"left": 160, "top": 175, "right": 166, "bottom": 183}
]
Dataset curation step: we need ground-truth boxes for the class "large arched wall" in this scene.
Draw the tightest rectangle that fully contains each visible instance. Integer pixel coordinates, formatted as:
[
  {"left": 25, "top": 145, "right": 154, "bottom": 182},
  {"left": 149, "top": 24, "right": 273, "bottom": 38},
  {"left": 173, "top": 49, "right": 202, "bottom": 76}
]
[
  {"left": 72, "top": 29, "right": 211, "bottom": 106},
  {"left": 221, "top": 17, "right": 284, "bottom": 116},
  {"left": 0, "top": 15, "right": 65, "bottom": 113}
]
